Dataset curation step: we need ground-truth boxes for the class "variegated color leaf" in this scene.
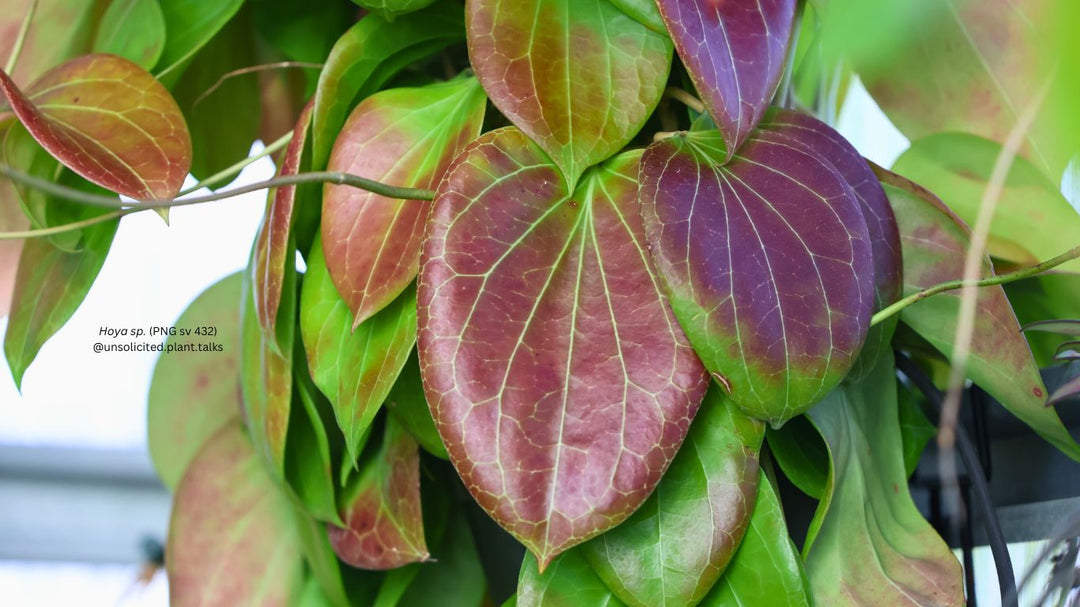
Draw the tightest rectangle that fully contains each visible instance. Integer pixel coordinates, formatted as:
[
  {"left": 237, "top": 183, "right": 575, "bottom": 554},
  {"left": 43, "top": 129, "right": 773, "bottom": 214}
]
[
  {"left": 875, "top": 166, "right": 1080, "bottom": 461},
  {"left": 419, "top": 128, "right": 709, "bottom": 568},
  {"left": 805, "top": 351, "right": 964, "bottom": 606},
  {"left": 323, "top": 78, "right": 486, "bottom": 328},
  {"left": 300, "top": 237, "right": 417, "bottom": 464},
  {"left": 656, "top": 0, "right": 796, "bottom": 157},
  {"left": 254, "top": 101, "right": 313, "bottom": 347},
  {"left": 328, "top": 417, "right": 429, "bottom": 570},
  {"left": 167, "top": 424, "right": 303, "bottom": 606},
  {"left": 581, "top": 387, "right": 764, "bottom": 607},
  {"left": 0, "top": 54, "right": 191, "bottom": 200},
  {"left": 640, "top": 126, "right": 875, "bottom": 425},
  {"left": 466, "top": 0, "right": 672, "bottom": 184}
]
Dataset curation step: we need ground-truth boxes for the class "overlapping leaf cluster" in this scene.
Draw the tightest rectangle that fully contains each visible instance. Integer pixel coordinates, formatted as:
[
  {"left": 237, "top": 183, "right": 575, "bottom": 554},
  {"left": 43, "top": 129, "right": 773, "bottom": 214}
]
[{"left": 1, "top": 0, "right": 1078, "bottom": 606}]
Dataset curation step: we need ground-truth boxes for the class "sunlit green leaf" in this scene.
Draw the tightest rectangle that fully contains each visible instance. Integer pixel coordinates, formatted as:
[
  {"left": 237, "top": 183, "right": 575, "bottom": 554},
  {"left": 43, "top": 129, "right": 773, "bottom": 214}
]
[
  {"left": 155, "top": 0, "right": 245, "bottom": 85},
  {"left": 93, "top": 0, "right": 167, "bottom": 70}
]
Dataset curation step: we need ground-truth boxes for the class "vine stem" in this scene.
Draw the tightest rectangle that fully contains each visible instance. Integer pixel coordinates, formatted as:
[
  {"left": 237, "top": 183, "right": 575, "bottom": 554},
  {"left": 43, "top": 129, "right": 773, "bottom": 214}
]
[
  {"left": 0, "top": 209, "right": 130, "bottom": 240},
  {"left": 177, "top": 132, "right": 293, "bottom": 196},
  {"left": 869, "top": 245, "right": 1080, "bottom": 328},
  {"left": 4, "top": 0, "right": 39, "bottom": 75},
  {"left": 192, "top": 61, "right": 324, "bottom": 108},
  {"left": 662, "top": 87, "right": 705, "bottom": 115}
]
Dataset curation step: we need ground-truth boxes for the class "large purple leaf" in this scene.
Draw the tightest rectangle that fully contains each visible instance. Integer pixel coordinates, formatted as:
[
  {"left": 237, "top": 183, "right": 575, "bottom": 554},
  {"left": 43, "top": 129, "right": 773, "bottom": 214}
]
[
  {"left": 875, "top": 166, "right": 1080, "bottom": 461},
  {"left": 419, "top": 128, "right": 709, "bottom": 568},
  {"left": 466, "top": 0, "right": 672, "bottom": 184},
  {"left": 640, "top": 125, "right": 875, "bottom": 425},
  {"left": 657, "top": 0, "right": 796, "bottom": 158}
]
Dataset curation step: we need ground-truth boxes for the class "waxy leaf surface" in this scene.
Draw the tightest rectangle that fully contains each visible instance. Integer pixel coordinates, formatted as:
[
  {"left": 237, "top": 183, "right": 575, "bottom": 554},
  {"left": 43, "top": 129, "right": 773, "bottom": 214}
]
[
  {"left": 609, "top": 0, "right": 666, "bottom": 34},
  {"left": 300, "top": 238, "right": 417, "bottom": 463},
  {"left": 766, "top": 415, "right": 828, "bottom": 499},
  {"left": 148, "top": 273, "right": 243, "bottom": 490},
  {"left": 167, "top": 424, "right": 303, "bottom": 607},
  {"left": 640, "top": 126, "right": 875, "bottom": 425},
  {"left": 876, "top": 167, "right": 1080, "bottom": 461},
  {"left": 656, "top": 0, "right": 796, "bottom": 157},
  {"left": 419, "top": 129, "right": 708, "bottom": 568},
  {"left": 155, "top": 0, "right": 245, "bottom": 83},
  {"left": 699, "top": 474, "right": 812, "bottom": 607},
  {"left": 355, "top": 0, "right": 438, "bottom": 19},
  {"left": 0, "top": 54, "right": 191, "bottom": 200},
  {"left": 255, "top": 101, "right": 313, "bottom": 346},
  {"left": 467, "top": 0, "right": 672, "bottom": 183},
  {"left": 312, "top": 3, "right": 465, "bottom": 168},
  {"left": 328, "top": 417, "right": 429, "bottom": 570},
  {"left": 517, "top": 549, "right": 626, "bottom": 607},
  {"left": 323, "top": 78, "right": 486, "bottom": 327},
  {"left": 805, "top": 351, "right": 964, "bottom": 606},
  {"left": 893, "top": 133, "right": 1080, "bottom": 273},
  {"left": 581, "top": 388, "right": 764, "bottom": 607},
  {"left": 93, "top": 0, "right": 167, "bottom": 70}
]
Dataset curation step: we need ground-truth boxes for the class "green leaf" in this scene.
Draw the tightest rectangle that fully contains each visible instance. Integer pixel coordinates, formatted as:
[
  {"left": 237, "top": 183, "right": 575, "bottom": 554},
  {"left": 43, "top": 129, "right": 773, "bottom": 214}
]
[
  {"left": 148, "top": 273, "right": 244, "bottom": 490},
  {"left": 699, "top": 474, "right": 812, "bottom": 607},
  {"left": 385, "top": 349, "right": 448, "bottom": 460},
  {"left": 1005, "top": 274, "right": 1080, "bottom": 367},
  {"left": 766, "top": 415, "right": 829, "bottom": 499},
  {"left": 393, "top": 505, "right": 487, "bottom": 607},
  {"left": 353, "top": 0, "right": 438, "bottom": 20},
  {"left": 0, "top": 54, "right": 192, "bottom": 200},
  {"left": 893, "top": 133, "right": 1080, "bottom": 272},
  {"left": 328, "top": 417, "right": 429, "bottom": 569},
  {"left": 323, "top": 77, "right": 486, "bottom": 327},
  {"left": 93, "top": 0, "right": 167, "bottom": 70},
  {"left": 804, "top": 351, "right": 964, "bottom": 606},
  {"left": 292, "top": 505, "right": 362, "bottom": 607},
  {"left": 155, "top": 0, "right": 245, "bottom": 85},
  {"left": 167, "top": 424, "right": 304, "bottom": 606},
  {"left": 1024, "top": 319, "right": 1080, "bottom": 337},
  {"left": 876, "top": 166, "right": 1080, "bottom": 462},
  {"left": 254, "top": 0, "right": 353, "bottom": 67},
  {"left": 287, "top": 359, "right": 344, "bottom": 525},
  {"left": 300, "top": 237, "right": 417, "bottom": 464},
  {"left": 897, "top": 382, "right": 935, "bottom": 478},
  {"left": 517, "top": 549, "right": 626, "bottom": 607},
  {"left": 312, "top": 4, "right": 465, "bottom": 168},
  {"left": 608, "top": 0, "right": 667, "bottom": 34},
  {"left": 4, "top": 199, "right": 117, "bottom": 387},
  {"left": 467, "top": 0, "right": 672, "bottom": 184},
  {"left": 581, "top": 387, "right": 764, "bottom": 607},
  {"left": 0, "top": 0, "right": 101, "bottom": 85}
]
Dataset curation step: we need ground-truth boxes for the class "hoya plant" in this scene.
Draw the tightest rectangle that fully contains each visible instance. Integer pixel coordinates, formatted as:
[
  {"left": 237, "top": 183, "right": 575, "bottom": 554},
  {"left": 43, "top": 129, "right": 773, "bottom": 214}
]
[{"left": 1, "top": 0, "right": 1079, "bottom": 605}]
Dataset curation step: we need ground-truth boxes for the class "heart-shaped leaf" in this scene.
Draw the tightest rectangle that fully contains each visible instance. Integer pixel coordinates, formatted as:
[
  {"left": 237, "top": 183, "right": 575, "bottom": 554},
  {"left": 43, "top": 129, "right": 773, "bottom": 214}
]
[
  {"left": 893, "top": 132, "right": 1080, "bottom": 272},
  {"left": 254, "top": 101, "right": 313, "bottom": 347},
  {"left": 148, "top": 273, "right": 243, "bottom": 490},
  {"left": 93, "top": 0, "right": 167, "bottom": 70},
  {"left": 155, "top": 0, "right": 245, "bottom": 84},
  {"left": 875, "top": 166, "right": 1080, "bottom": 461},
  {"left": 581, "top": 387, "right": 764, "bottom": 607},
  {"left": 699, "top": 474, "right": 812, "bottom": 607},
  {"left": 419, "top": 129, "right": 709, "bottom": 568},
  {"left": 517, "top": 549, "right": 626, "bottom": 607},
  {"left": 467, "top": 0, "right": 672, "bottom": 184},
  {"left": 323, "top": 77, "right": 486, "bottom": 328},
  {"left": 312, "top": 3, "right": 465, "bottom": 168},
  {"left": 0, "top": 54, "right": 191, "bottom": 200},
  {"left": 804, "top": 351, "right": 964, "bottom": 607},
  {"left": 640, "top": 125, "right": 875, "bottom": 425},
  {"left": 656, "top": 0, "right": 796, "bottom": 157},
  {"left": 167, "top": 424, "right": 304, "bottom": 607},
  {"left": 328, "top": 417, "right": 429, "bottom": 570},
  {"left": 300, "top": 237, "right": 418, "bottom": 464}
]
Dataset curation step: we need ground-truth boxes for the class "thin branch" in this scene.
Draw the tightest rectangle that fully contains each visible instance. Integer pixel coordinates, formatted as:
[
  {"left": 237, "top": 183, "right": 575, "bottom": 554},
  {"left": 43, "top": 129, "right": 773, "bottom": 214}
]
[
  {"left": 0, "top": 164, "right": 435, "bottom": 211},
  {"left": 192, "top": 61, "right": 324, "bottom": 108},
  {"left": 870, "top": 245, "right": 1080, "bottom": 327},
  {"left": 4, "top": 0, "right": 39, "bottom": 75},
  {"left": 0, "top": 209, "right": 129, "bottom": 240},
  {"left": 663, "top": 87, "right": 705, "bottom": 115},
  {"left": 178, "top": 132, "right": 293, "bottom": 196}
]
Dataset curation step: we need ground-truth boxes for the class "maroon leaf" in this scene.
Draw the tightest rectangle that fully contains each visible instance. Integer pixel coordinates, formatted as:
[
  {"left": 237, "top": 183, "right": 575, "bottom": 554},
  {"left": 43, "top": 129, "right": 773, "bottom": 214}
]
[
  {"left": 328, "top": 418, "right": 429, "bottom": 570},
  {"left": 419, "top": 128, "right": 708, "bottom": 568},
  {"left": 0, "top": 54, "right": 191, "bottom": 200},
  {"left": 253, "top": 100, "right": 313, "bottom": 346},
  {"left": 1050, "top": 375, "right": 1080, "bottom": 405},
  {"left": 640, "top": 126, "right": 875, "bottom": 425},
  {"left": 657, "top": 0, "right": 796, "bottom": 157}
]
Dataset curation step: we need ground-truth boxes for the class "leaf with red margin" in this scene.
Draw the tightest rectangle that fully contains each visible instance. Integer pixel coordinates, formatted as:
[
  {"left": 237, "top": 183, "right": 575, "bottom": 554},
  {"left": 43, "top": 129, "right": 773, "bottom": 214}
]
[
  {"left": 323, "top": 77, "right": 486, "bottom": 328},
  {"left": 639, "top": 126, "right": 875, "bottom": 426},
  {"left": 419, "top": 129, "right": 709, "bottom": 568},
  {"left": 0, "top": 54, "right": 191, "bottom": 200},
  {"left": 328, "top": 417, "right": 429, "bottom": 570},
  {"left": 167, "top": 424, "right": 304, "bottom": 607},
  {"left": 581, "top": 387, "right": 764, "bottom": 607},
  {"left": 466, "top": 0, "right": 672, "bottom": 184},
  {"left": 300, "top": 237, "right": 417, "bottom": 465},
  {"left": 148, "top": 273, "right": 243, "bottom": 490},
  {"left": 875, "top": 166, "right": 1080, "bottom": 462},
  {"left": 254, "top": 101, "right": 313, "bottom": 347},
  {"left": 656, "top": 0, "right": 796, "bottom": 158}
]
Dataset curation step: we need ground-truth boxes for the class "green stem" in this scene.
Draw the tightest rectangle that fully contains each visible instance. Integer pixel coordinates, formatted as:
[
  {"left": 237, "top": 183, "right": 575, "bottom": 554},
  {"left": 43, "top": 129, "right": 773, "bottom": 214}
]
[
  {"left": 178, "top": 131, "right": 293, "bottom": 196},
  {"left": 4, "top": 0, "right": 39, "bottom": 75},
  {"left": 0, "top": 163, "right": 435, "bottom": 211},
  {"left": 662, "top": 87, "right": 705, "bottom": 115},
  {"left": 0, "top": 209, "right": 130, "bottom": 240},
  {"left": 869, "top": 245, "right": 1080, "bottom": 327}
]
